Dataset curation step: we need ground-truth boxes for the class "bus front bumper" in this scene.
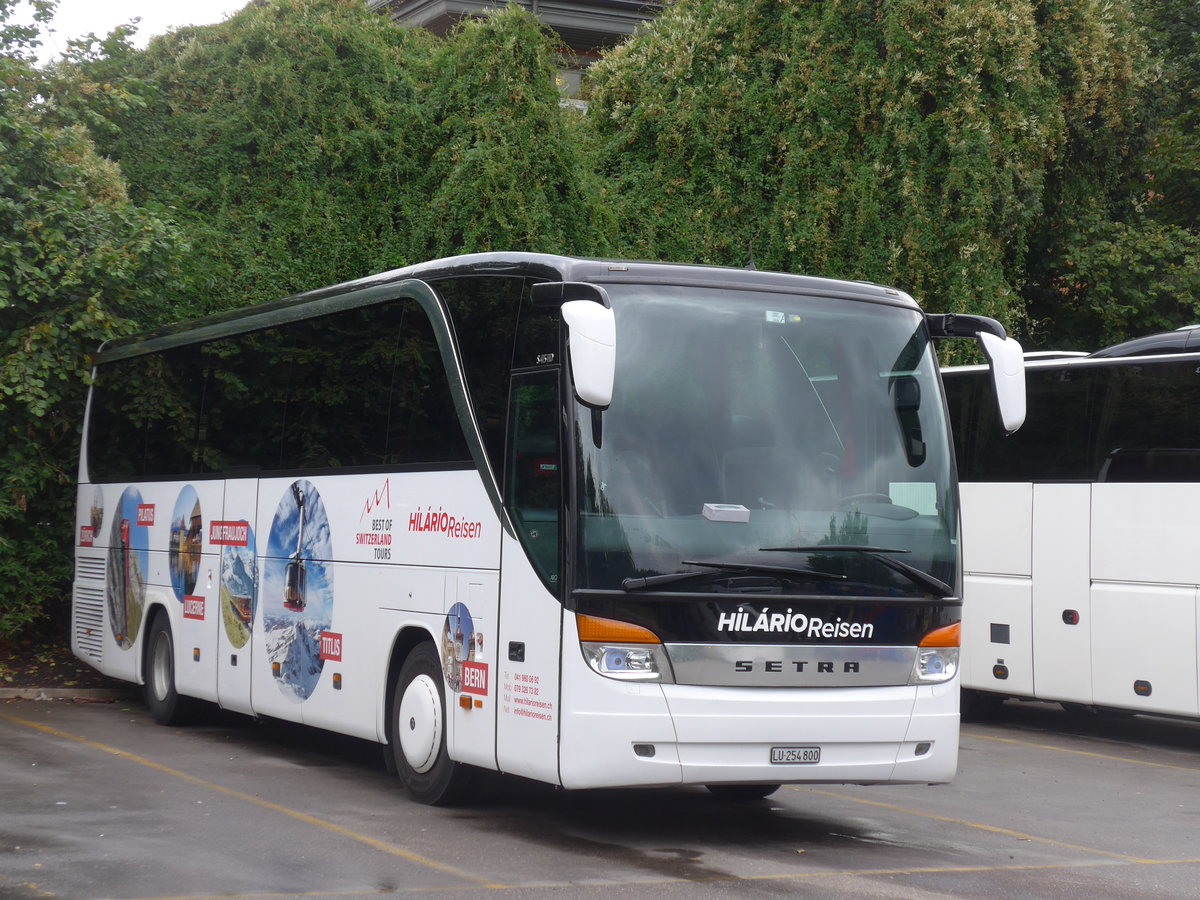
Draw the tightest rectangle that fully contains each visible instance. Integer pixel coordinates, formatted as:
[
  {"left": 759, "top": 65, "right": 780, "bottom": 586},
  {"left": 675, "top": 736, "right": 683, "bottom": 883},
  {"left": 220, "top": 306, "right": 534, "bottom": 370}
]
[{"left": 557, "top": 679, "right": 959, "bottom": 790}]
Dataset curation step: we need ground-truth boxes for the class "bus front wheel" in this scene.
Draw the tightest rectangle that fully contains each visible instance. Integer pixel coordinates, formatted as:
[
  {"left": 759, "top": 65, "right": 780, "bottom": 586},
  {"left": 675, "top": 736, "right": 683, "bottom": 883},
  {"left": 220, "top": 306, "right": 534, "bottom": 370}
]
[
  {"left": 391, "top": 642, "right": 474, "bottom": 805},
  {"left": 143, "top": 614, "right": 196, "bottom": 726}
]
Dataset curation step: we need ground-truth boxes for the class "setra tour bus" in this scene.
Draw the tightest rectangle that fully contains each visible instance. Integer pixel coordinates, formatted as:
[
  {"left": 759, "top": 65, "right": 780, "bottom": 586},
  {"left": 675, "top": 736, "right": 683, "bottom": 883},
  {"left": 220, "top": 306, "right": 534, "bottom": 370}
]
[
  {"left": 944, "top": 329, "right": 1200, "bottom": 720},
  {"left": 73, "top": 253, "right": 1024, "bottom": 803}
]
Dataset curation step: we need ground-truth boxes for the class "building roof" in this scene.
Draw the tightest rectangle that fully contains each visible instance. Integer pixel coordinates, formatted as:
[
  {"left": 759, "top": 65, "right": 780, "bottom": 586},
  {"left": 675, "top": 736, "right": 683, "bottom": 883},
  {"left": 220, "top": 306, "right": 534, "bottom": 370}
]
[{"left": 367, "top": 0, "right": 662, "bottom": 54}]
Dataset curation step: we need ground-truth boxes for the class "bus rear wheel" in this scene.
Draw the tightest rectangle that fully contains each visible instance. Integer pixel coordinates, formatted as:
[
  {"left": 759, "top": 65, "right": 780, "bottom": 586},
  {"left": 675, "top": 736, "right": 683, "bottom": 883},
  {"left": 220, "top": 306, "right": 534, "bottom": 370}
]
[
  {"left": 705, "top": 784, "right": 781, "bottom": 800},
  {"left": 391, "top": 642, "right": 474, "bottom": 805},
  {"left": 143, "top": 614, "right": 197, "bottom": 725}
]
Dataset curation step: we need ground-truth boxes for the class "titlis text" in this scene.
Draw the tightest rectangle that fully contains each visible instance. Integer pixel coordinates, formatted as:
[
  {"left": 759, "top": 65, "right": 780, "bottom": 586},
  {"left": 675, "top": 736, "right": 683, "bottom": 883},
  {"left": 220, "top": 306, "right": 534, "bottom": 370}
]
[{"left": 717, "top": 609, "right": 874, "bottom": 640}]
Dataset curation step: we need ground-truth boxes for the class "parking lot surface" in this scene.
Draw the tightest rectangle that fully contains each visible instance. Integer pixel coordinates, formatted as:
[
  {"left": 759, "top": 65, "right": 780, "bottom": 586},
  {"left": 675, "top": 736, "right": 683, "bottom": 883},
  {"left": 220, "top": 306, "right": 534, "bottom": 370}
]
[{"left": 1, "top": 697, "right": 1198, "bottom": 898}]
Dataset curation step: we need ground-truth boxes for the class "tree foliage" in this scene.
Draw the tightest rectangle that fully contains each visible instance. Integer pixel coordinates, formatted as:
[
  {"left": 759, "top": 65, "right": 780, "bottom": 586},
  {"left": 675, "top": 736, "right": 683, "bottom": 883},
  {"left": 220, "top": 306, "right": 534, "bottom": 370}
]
[
  {"left": 1018, "top": 0, "right": 1195, "bottom": 350},
  {"left": 1030, "top": 211, "right": 1200, "bottom": 350},
  {"left": 416, "top": 10, "right": 606, "bottom": 259},
  {"left": 77, "top": 0, "right": 602, "bottom": 316},
  {"left": 585, "top": 0, "right": 1151, "bottom": 353},
  {"left": 0, "top": 0, "right": 182, "bottom": 637},
  {"left": 1137, "top": 0, "right": 1200, "bottom": 231},
  {"left": 77, "top": 0, "right": 435, "bottom": 316}
]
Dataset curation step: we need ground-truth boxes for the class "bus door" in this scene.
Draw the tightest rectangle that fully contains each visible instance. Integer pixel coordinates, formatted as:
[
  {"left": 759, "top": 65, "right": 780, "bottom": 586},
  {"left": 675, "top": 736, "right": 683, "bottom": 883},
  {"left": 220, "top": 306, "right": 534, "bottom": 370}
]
[
  {"left": 1030, "top": 482, "right": 1092, "bottom": 705},
  {"left": 494, "top": 370, "right": 563, "bottom": 784},
  {"left": 215, "top": 478, "right": 259, "bottom": 715}
]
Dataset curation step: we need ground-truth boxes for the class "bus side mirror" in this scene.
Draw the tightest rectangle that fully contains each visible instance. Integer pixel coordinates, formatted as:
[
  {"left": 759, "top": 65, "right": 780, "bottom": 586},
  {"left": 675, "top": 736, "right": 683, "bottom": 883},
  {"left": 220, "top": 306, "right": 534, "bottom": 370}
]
[
  {"left": 977, "top": 331, "right": 1026, "bottom": 434},
  {"left": 561, "top": 300, "right": 615, "bottom": 409},
  {"left": 926, "top": 313, "right": 1026, "bottom": 434}
]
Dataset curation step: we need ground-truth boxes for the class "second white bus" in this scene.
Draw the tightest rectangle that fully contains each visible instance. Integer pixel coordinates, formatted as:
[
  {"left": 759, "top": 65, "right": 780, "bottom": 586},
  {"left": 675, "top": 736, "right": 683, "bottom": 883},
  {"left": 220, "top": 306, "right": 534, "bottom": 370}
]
[{"left": 945, "top": 332, "right": 1200, "bottom": 720}]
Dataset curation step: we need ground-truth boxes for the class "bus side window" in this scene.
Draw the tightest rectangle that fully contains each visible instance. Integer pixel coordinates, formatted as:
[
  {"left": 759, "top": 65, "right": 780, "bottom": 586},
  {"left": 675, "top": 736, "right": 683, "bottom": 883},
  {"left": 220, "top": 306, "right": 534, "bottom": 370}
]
[
  {"left": 1095, "top": 362, "right": 1200, "bottom": 482},
  {"left": 200, "top": 301, "right": 471, "bottom": 473},
  {"left": 506, "top": 370, "right": 560, "bottom": 591},
  {"left": 947, "top": 366, "right": 1095, "bottom": 483},
  {"left": 87, "top": 346, "right": 208, "bottom": 481},
  {"left": 434, "top": 276, "right": 528, "bottom": 478}
]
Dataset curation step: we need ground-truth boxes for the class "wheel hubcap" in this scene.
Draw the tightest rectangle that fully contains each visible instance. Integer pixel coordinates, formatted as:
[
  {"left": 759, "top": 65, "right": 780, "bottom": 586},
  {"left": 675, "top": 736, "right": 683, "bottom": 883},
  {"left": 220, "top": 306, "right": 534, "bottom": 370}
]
[
  {"left": 151, "top": 631, "right": 172, "bottom": 702},
  {"left": 398, "top": 674, "right": 441, "bottom": 773}
]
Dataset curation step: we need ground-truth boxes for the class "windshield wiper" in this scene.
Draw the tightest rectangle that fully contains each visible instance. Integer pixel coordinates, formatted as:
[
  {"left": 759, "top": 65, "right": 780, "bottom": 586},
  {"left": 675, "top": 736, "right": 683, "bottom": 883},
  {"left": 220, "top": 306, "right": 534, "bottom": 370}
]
[
  {"left": 621, "top": 559, "right": 845, "bottom": 592},
  {"left": 759, "top": 545, "right": 955, "bottom": 598}
]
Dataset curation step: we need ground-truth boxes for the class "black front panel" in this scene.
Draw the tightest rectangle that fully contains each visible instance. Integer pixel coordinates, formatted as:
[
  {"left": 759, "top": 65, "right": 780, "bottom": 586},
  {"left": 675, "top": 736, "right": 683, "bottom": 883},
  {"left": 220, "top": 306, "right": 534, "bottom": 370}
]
[{"left": 572, "top": 590, "right": 959, "bottom": 646}]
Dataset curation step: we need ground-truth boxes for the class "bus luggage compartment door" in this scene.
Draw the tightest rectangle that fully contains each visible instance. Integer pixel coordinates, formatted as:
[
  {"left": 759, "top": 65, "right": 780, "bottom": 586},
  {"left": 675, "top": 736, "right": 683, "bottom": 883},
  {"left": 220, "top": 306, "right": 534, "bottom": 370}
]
[{"left": 445, "top": 575, "right": 499, "bottom": 770}]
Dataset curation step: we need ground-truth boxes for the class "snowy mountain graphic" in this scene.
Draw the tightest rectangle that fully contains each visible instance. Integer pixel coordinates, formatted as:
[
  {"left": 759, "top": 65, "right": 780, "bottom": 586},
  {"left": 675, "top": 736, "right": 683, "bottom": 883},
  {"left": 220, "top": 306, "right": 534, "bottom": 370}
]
[
  {"left": 266, "top": 618, "right": 325, "bottom": 701},
  {"left": 221, "top": 546, "right": 256, "bottom": 600}
]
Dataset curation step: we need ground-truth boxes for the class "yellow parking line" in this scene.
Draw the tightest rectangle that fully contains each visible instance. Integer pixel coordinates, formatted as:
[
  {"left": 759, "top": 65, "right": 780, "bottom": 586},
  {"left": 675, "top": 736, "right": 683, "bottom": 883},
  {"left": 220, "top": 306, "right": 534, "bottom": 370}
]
[
  {"left": 0, "top": 713, "right": 508, "bottom": 890},
  {"left": 89, "top": 893, "right": 395, "bottom": 900},
  {"left": 796, "top": 787, "right": 1163, "bottom": 863},
  {"left": 85, "top": 893, "right": 451, "bottom": 900},
  {"left": 572, "top": 858, "right": 1200, "bottom": 886},
  {"left": 962, "top": 730, "right": 1200, "bottom": 774}
]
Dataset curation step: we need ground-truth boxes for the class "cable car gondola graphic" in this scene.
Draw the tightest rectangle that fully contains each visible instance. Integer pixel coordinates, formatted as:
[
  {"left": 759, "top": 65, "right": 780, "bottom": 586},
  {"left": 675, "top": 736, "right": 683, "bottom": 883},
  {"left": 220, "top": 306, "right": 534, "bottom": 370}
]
[
  {"left": 283, "top": 482, "right": 308, "bottom": 612},
  {"left": 114, "top": 517, "right": 131, "bottom": 638}
]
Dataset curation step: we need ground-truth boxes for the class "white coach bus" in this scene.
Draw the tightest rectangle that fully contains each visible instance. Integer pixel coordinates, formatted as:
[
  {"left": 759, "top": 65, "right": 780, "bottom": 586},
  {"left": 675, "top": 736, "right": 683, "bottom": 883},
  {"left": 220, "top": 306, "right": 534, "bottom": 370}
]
[
  {"left": 944, "top": 329, "right": 1200, "bottom": 720},
  {"left": 73, "top": 253, "right": 1023, "bottom": 803}
]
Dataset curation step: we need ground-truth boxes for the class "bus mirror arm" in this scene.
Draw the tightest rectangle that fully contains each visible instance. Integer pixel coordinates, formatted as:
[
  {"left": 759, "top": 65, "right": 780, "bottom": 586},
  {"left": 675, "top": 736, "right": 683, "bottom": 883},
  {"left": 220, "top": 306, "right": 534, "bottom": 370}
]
[
  {"left": 926, "top": 313, "right": 1026, "bottom": 435},
  {"left": 925, "top": 312, "right": 1005, "bottom": 341},
  {"left": 562, "top": 300, "right": 616, "bottom": 409},
  {"left": 530, "top": 281, "right": 611, "bottom": 308}
]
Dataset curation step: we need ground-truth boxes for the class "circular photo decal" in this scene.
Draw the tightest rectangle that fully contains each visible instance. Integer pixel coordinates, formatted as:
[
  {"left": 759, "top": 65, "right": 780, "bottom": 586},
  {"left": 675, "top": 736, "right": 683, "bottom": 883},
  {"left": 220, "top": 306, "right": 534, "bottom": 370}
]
[
  {"left": 89, "top": 486, "right": 105, "bottom": 533},
  {"left": 169, "top": 485, "right": 203, "bottom": 602},
  {"left": 220, "top": 526, "right": 258, "bottom": 650},
  {"left": 441, "top": 602, "right": 475, "bottom": 692},
  {"left": 263, "top": 480, "right": 333, "bottom": 701},
  {"left": 106, "top": 487, "right": 148, "bottom": 650}
]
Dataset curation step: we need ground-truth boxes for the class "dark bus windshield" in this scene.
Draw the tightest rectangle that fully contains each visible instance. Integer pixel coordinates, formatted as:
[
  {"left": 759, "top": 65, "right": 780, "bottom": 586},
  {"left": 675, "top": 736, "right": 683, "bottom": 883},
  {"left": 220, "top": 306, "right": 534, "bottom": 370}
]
[{"left": 572, "top": 284, "right": 958, "bottom": 598}]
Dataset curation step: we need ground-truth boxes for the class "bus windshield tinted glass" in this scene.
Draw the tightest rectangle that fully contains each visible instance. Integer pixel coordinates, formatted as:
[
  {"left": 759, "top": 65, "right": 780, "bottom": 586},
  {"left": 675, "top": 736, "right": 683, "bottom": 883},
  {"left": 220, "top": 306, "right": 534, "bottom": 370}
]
[{"left": 574, "top": 284, "right": 957, "bottom": 597}]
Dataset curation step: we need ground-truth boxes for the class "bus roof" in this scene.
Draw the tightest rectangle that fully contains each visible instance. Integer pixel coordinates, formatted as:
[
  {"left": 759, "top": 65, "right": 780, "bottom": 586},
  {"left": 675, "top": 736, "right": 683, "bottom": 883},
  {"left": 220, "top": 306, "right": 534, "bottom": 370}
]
[{"left": 95, "top": 252, "right": 919, "bottom": 364}]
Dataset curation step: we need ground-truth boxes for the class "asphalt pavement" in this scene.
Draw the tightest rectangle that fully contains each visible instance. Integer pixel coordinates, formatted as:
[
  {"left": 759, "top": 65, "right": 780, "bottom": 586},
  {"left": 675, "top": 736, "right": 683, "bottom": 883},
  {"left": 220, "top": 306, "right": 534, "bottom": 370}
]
[{"left": 2, "top": 697, "right": 1199, "bottom": 899}]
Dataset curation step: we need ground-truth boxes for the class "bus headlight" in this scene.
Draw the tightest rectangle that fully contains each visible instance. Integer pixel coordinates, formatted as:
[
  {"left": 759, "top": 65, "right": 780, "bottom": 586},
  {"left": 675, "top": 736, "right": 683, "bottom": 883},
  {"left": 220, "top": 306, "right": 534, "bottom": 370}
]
[
  {"left": 581, "top": 643, "right": 673, "bottom": 681},
  {"left": 911, "top": 622, "right": 960, "bottom": 684},
  {"left": 913, "top": 646, "right": 959, "bottom": 683},
  {"left": 577, "top": 615, "right": 675, "bottom": 683}
]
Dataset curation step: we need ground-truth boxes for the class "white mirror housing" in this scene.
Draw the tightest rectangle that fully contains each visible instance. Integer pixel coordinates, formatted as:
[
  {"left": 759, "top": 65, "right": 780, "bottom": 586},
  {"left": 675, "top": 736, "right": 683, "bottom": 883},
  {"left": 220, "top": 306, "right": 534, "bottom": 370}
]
[
  {"left": 977, "top": 331, "right": 1026, "bottom": 434},
  {"left": 562, "top": 299, "right": 616, "bottom": 409}
]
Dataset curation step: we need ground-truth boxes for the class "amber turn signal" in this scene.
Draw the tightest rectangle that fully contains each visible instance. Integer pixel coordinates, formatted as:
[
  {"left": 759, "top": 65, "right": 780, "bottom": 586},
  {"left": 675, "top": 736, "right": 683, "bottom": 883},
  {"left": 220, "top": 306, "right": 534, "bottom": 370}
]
[
  {"left": 919, "top": 622, "right": 961, "bottom": 648},
  {"left": 576, "top": 614, "right": 661, "bottom": 644}
]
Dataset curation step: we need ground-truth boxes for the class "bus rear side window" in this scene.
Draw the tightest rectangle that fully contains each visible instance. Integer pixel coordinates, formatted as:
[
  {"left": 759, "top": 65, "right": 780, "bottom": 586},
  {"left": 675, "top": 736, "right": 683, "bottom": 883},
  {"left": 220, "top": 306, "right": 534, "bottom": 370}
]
[
  {"left": 86, "top": 299, "right": 470, "bottom": 481},
  {"left": 87, "top": 346, "right": 208, "bottom": 481}
]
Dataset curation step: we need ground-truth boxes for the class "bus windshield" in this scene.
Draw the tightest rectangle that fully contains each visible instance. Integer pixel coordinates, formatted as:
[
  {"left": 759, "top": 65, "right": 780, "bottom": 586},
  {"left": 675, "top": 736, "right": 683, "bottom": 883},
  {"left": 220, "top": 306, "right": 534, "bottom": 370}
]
[{"left": 574, "top": 284, "right": 958, "bottom": 597}]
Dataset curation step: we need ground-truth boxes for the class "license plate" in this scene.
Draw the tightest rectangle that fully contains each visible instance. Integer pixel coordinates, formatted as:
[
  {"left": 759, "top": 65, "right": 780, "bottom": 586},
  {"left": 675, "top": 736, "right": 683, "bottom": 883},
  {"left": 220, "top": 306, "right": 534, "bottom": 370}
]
[{"left": 770, "top": 746, "right": 820, "bottom": 764}]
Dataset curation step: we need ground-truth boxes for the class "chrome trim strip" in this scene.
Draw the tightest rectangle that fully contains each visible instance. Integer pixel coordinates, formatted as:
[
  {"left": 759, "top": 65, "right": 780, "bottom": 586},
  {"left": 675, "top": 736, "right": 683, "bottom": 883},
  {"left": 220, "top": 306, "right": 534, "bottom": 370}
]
[{"left": 665, "top": 643, "right": 917, "bottom": 687}]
